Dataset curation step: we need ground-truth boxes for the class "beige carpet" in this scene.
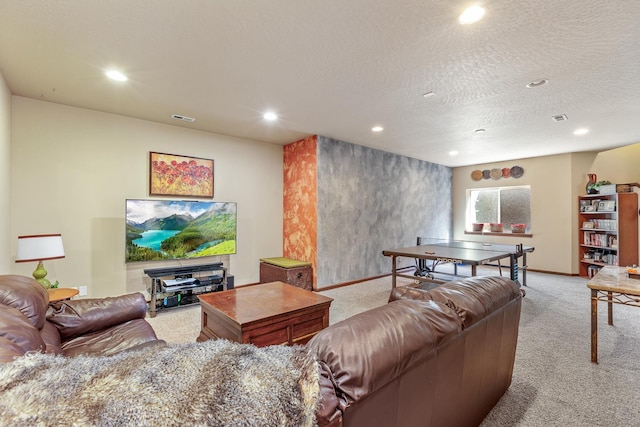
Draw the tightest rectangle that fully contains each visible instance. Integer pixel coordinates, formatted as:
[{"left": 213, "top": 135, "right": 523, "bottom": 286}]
[{"left": 146, "top": 268, "right": 640, "bottom": 426}]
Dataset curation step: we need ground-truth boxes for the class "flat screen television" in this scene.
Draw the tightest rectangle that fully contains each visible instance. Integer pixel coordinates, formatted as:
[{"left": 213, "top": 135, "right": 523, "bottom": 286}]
[{"left": 125, "top": 199, "right": 237, "bottom": 263}]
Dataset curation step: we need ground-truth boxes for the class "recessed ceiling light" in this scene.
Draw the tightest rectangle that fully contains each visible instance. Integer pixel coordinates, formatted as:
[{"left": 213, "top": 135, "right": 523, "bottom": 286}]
[
  {"left": 458, "top": 6, "right": 485, "bottom": 25},
  {"left": 475, "top": 128, "right": 486, "bottom": 134},
  {"left": 573, "top": 128, "right": 589, "bottom": 136},
  {"left": 422, "top": 91, "right": 435, "bottom": 98},
  {"left": 526, "top": 79, "right": 548, "bottom": 88},
  {"left": 372, "top": 126, "right": 384, "bottom": 132},
  {"left": 449, "top": 150, "right": 459, "bottom": 156},
  {"left": 263, "top": 112, "right": 278, "bottom": 121},
  {"left": 105, "top": 70, "right": 128, "bottom": 82}
]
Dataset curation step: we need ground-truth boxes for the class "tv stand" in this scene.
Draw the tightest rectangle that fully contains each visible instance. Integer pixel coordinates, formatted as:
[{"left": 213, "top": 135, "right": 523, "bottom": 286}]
[{"left": 144, "top": 263, "right": 230, "bottom": 317}]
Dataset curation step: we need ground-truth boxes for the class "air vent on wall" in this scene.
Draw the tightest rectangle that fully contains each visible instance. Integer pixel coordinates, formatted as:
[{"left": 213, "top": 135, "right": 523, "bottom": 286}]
[
  {"left": 552, "top": 114, "right": 568, "bottom": 122},
  {"left": 171, "top": 114, "right": 196, "bottom": 123}
]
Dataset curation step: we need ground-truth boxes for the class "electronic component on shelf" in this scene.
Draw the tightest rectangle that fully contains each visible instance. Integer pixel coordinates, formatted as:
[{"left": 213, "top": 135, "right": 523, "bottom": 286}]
[{"left": 163, "top": 277, "right": 197, "bottom": 288}]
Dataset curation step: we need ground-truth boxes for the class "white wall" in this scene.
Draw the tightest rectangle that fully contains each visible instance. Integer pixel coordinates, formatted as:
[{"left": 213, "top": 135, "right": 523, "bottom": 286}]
[
  {"left": 0, "top": 74, "right": 10, "bottom": 273},
  {"left": 10, "top": 97, "right": 283, "bottom": 297},
  {"left": 453, "top": 154, "right": 579, "bottom": 275}
]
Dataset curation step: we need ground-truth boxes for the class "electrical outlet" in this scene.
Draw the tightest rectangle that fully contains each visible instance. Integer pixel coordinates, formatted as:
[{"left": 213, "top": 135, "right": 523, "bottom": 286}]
[{"left": 78, "top": 286, "right": 88, "bottom": 296}]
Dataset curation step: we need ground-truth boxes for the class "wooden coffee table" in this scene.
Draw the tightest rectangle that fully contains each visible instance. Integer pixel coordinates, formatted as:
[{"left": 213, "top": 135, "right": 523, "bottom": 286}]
[
  {"left": 587, "top": 266, "right": 640, "bottom": 363},
  {"left": 197, "top": 281, "right": 333, "bottom": 347}
]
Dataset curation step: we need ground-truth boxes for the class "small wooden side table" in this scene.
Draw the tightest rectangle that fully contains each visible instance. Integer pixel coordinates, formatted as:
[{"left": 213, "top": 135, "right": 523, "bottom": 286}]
[
  {"left": 587, "top": 266, "right": 640, "bottom": 363},
  {"left": 48, "top": 288, "right": 79, "bottom": 303}
]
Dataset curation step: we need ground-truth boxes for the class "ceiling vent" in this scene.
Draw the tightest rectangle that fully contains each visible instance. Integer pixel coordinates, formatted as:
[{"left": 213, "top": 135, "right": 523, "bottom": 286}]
[
  {"left": 171, "top": 114, "right": 196, "bottom": 123},
  {"left": 552, "top": 114, "right": 568, "bottom": 122}
]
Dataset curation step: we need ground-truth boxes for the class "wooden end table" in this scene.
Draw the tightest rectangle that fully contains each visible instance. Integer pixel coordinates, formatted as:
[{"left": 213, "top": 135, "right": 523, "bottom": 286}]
[
  {"left": 587, "top": 266, "right": 640, "bottom": 363},
  {"left": 197, "top": 281, "right": 332, "bottom": 347},
  {"left": 48, "top": 287, "right": 79, "bottom": 303}
]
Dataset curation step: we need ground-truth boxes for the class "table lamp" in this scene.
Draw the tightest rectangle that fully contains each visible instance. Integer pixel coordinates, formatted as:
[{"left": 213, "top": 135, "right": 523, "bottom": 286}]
[{"left": 15, "top": 234, "right": 65, "bottom": 288}]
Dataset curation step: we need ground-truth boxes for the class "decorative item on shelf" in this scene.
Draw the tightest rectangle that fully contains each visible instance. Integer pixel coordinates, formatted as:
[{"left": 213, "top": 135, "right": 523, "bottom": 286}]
[
  {"left": 511, "top": 223, "right": 526, "bottom": 233},
  {"left": 586, "top": 173, "right": 598, "bottom": 194},
  {"left": 471, "top": 223, "right": 484, "bottom": 232},
  {"left": 594, "top": 180, "right": 612, "bottom": 194},
  {"left": 15, "top": 234, "right": 65, "bottom": 289},
  {"left": 597, "top": 200, "right": 616, "bottom": 212},
  {"left": 616, "top": 183, "right": 638, "bottom": 193},
  {"left": 490, "top": 168, "right": 502, "bottom": 180},
  {"left": 598, "top": 184, "right": 616, "bottom": 195},
  {"left": 490, "top": 223, "right": 503, "bottom": 232}
]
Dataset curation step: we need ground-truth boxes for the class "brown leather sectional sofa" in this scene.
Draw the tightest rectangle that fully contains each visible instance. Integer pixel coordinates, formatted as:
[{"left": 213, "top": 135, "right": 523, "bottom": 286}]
[
  {"left": 0, "top": 275, "right": 160, "bottom": 362},
  {"left": 309, "top": 276, "right": 523, "bottom": 427},
  {"left": 0, "top": 274, "right": 521, "bottom": 426}
]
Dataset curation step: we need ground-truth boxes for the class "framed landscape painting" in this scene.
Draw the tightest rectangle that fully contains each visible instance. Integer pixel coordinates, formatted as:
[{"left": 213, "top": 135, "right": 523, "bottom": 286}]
[{"left": 149, "top": 152, "right": 214, "bottom": 198}]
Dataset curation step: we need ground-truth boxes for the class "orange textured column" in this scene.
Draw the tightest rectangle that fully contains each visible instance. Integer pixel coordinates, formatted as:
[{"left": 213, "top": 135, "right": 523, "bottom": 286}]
[{"left": 283, "top": 136, "right": 318, "bottom": 289}]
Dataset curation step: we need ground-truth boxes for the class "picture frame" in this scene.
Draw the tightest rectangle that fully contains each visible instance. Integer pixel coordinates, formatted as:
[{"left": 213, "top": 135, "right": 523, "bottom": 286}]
[
  {"left": 597, "top": 200, "right": 616, "bottom": 212},
  {"left": 582, "top": 221, "right": 594, "bottom": 229},
  {"left": 582, "top": 205, "right": 596, "bottom": 212},
  {"left": 149, "top": 152, "right": 214, "bottom": 198}
]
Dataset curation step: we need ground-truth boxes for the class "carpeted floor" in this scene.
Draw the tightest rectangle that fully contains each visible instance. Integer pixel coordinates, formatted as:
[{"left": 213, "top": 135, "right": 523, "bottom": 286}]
[{"left": 146, "top": 267, "right": 640, "bottom": 426}]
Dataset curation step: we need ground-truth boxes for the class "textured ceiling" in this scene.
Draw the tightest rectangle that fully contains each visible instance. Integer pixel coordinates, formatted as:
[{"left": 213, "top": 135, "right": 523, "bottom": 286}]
[{"left": 1, "top": 1, "right": 639, "bottom": 167}]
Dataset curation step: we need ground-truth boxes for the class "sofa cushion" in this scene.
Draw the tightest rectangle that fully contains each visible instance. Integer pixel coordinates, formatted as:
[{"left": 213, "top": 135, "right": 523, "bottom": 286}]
[
  {"left": 0, "top": 305, "right": 45, "bottom": 355},
  {"left": 0, "top": 275, "right": 49, "bottom": 329},
  {"left": 47, "top": 293, "right": 148, "bottom": 340},
  {"left": 388, "top": 284, "right": 434, "bottom": 303},
  {"left": 426, "top": 276, "right": 521, "bottom": 329},
  {"left": 60, "top": 318, "right": 159, "bottom": 357},
  {"left": 308, "top": 299, "right": 462, "bottom": 406}
]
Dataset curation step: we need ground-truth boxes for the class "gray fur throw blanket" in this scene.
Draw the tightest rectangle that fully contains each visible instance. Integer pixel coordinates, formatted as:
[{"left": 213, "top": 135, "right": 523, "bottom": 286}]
[{"left": 0, "top": 340, "right": 319, "bottom": 427}]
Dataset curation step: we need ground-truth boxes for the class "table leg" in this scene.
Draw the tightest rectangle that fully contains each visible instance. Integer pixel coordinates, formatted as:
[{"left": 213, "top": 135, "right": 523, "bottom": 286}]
[
  {"left": 507, "top": 255, "right": 519, "bottom": 286},
  {"left": 522, "top": 252, "right": 528, "bottom": 286},
  {"left": 607, "top": 291, "right": 613, "bottom": 325},
  {"left": 391, "top": 255, "right": 397, "bottom": 289},
  {"left": 471, "top": 264, "right": 477, "bottom": 276},
  {"left": 591, "top": 289, "right": 598, "bottom": 363}
]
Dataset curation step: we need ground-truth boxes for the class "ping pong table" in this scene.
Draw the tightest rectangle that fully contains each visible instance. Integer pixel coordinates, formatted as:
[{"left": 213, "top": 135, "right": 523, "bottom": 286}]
[{"left": 382, "top": 239, "right": 534, "bottom": 288}]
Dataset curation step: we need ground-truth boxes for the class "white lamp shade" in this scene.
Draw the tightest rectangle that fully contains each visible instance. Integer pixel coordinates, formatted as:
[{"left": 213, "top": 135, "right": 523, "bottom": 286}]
[{"left": 15, "top": 234, "right": 65, "bottom": 262}]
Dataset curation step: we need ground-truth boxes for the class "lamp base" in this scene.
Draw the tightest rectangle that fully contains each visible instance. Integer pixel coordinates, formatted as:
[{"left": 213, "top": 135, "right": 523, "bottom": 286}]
[{"left": 32, "top": 261, "right": 52, "bottom": 289}]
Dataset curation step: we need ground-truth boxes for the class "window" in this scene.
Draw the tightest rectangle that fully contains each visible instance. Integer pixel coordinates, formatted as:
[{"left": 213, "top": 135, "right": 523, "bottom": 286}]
[{"left": 466, "top": 185, "right": 531, "bottom": 232}]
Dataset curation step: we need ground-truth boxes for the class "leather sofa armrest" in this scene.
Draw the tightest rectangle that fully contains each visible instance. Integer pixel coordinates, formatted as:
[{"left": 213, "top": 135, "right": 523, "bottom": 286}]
[
  {"left": 0, "top": 336, "right": 25, "bottom": 363},
  {"left": 47, "top": 292, "right": 148, "bottom": 341},
  {"left": 315, "top": 360, "right": 343, "bottom": 427}
]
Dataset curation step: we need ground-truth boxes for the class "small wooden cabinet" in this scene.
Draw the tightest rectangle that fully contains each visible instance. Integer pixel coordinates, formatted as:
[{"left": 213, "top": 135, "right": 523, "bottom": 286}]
[
  {"left": 259, "top": 258, "right": 313, "bottom": 290},
  {"left": 578, "top": 192, "right": 638, "bottom": 277}
]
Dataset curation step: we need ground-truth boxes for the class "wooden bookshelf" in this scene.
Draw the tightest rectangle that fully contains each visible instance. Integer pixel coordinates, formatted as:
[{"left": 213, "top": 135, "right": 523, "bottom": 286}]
[{"left": 578, "top": 192, "right": 638, "bottom": 278}]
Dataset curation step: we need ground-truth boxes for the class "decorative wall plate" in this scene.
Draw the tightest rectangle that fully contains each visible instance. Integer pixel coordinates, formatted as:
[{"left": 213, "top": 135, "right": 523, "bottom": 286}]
[
  {"left": 471, "top": 170, "right": 483, "bottom": 181},
  {"left": 490, "top": 168, "right": 502, "bottom": 180},
  {"left": 510, "top": 166, "right": 524, "bottom": 178}
]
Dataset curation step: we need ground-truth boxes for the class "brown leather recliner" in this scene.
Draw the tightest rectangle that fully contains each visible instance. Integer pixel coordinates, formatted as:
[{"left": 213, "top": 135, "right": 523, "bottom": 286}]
[
  {"left": 0, "top": 275, "right": 161, "bottom": 363},
  {"left": 309, "top": 276, "right": 522, "bottom": 427}
]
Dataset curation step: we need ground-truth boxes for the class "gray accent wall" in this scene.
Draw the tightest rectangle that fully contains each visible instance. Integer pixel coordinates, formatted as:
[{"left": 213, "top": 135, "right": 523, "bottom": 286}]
[{"left": 316, "top": 136, "right": 452, "bottom": 288}]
